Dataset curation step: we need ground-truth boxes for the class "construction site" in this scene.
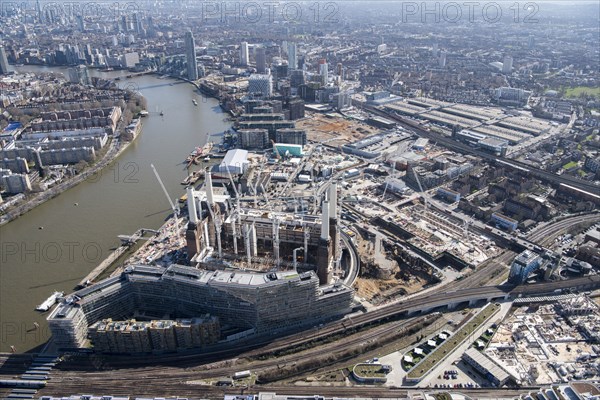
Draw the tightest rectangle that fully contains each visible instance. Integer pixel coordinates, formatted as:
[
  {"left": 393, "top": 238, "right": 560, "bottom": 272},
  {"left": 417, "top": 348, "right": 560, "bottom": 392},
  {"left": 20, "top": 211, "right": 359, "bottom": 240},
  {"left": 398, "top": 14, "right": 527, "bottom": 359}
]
[
  {"left": 184, "top": 170, "right": 354, "bottom": 285},
  {"left": 46, "top": 157, "right": 360, "bottom": 352},
  {"left": 485, "top": 294, "right": 600, "bottom": 385},
  {"left": 390, "top": 204, "right": 500, "bottom": 269},
  {"left": 297, "top": 112, "right": 380, "bottom": 147},
  {"left": 43, "top": 108, "right": 566, "bottom": 359}
]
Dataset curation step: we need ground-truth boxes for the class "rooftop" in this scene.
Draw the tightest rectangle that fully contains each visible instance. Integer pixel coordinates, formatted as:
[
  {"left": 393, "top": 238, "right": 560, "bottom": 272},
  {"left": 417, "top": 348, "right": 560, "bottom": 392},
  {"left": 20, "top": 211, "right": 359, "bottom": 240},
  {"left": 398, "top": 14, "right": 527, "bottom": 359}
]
[{"left": 464, "top": 347, "right": 511, "bottom": 383}]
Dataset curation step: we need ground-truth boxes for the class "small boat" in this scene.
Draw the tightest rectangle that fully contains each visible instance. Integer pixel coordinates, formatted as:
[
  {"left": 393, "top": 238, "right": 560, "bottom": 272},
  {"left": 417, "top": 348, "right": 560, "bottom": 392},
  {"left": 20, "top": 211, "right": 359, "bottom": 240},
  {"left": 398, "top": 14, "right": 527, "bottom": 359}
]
[
  {"left": 139, "top": 110, "right": 149, "bottom": 117},
  {"left": 36, "top": 291, "right": 64, "bottom": 312},
  {"left": 181, "top": 170, "right": 202, "bottom": 185},
  {"left": 192, "top": 99, "right": 198, "bottom": 106},
  {"left": 38, "top": 226, "right": 44, "bottom": 230},
  {"left": 74, "top": 203, "right": 78, "bottom": 206}
]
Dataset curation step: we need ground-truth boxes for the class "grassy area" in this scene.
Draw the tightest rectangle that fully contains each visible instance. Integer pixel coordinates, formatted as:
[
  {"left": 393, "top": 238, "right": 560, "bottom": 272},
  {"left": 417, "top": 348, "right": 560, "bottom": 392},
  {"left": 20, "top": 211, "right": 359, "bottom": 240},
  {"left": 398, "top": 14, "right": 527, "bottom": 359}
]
[
  {"left": 406, "top": 303, "right": 501, "bottom": 380},
  {"left": 402, "top": 331, "right": 450, "bottom": 371},
  {"left": 353, "top": 363, "right": 387, "bottom": 378},
  {"left": 401, "top": 352, "right": 423, "bottom": 371},
  {"left": 565, "top": 86, "right": 600, "bottom": 98},
  {"left": 562, "top": 161, "right": 578, "bottom": 170}
]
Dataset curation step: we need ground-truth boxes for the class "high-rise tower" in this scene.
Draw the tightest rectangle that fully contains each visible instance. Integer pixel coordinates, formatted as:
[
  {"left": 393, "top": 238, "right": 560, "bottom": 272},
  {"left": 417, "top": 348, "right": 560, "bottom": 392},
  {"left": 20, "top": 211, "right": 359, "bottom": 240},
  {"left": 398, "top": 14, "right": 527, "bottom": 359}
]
[
  {"left": 240, "top": 42, "right": 249, "bottom": 66},
  {"left": 185, "top": 31, "right": 198, "bottom": 80},
  {"left": 287, "top": 42, "right": 297, "bottom": 70},
  {"left": 0, "top": 46, "right": 10, "bottom": 75}
]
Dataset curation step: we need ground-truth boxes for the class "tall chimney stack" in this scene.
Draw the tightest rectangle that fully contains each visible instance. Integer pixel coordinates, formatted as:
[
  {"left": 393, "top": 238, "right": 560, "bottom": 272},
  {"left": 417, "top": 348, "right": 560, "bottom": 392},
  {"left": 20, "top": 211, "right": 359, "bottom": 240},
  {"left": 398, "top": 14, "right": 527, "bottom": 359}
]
[
  {"left": 205, "top": 171, "right": 214, "bottom": 205},
  {"left": 321, "top": 200, "right": 330, "bottom": 241},
  {"left": 186, "top": 186, "right": 198, "bottom": 224},
  {"left": 328, "top": 181, "right": 337, "bottom": 219}
]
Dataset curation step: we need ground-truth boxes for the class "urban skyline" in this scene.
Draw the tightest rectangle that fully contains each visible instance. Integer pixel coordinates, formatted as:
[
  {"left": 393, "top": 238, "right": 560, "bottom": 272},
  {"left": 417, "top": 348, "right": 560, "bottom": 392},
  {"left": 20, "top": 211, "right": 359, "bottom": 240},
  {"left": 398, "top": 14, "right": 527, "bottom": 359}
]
[{"left": 0, "top": 0, "right": 599, "bottom": 398}]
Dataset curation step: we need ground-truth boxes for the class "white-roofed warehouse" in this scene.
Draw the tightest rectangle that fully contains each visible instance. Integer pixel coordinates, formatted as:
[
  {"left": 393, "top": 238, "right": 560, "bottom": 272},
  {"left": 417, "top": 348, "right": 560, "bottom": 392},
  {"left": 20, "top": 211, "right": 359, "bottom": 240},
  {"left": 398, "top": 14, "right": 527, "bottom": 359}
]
[{"left": 218, "top": 149, "right": 249, "bottom": 174}]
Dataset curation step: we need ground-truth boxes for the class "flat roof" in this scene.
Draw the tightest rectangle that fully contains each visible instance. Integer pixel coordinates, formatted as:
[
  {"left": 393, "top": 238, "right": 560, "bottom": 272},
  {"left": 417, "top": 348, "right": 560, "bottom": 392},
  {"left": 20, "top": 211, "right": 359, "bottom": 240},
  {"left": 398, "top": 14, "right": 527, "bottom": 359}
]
[
  {"left": 480, "top": 137, "right": 509, "bottom": 146},
  {"left": 220, "top": 149, "right": 249, "bottom": 168},
  {"left": 464, "top": 347, "right": 511, "bottom": 383},
  {"left": 151, "top": 264, "right": 310, "bottom": 288}
]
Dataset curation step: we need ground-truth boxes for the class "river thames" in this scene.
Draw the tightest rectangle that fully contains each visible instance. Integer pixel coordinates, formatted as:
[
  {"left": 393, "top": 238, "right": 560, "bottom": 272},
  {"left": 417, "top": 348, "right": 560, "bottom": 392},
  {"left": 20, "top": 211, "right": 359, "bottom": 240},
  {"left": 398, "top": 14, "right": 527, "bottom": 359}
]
[{"left": 0, "top": 66, "right": 231, "bottom": 352}]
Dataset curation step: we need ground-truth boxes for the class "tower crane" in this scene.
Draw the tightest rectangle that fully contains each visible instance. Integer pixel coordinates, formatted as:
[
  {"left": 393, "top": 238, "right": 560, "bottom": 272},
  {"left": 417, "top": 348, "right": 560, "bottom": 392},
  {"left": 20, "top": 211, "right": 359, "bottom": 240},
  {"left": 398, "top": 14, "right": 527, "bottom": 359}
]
[
  {"left": 151, "top": 164, "right": 182, "bottom": 245},
  {"left": 226, "top": 169, "right": 241, "bottom": 207},
  {"left": 260, "top": 183, "right": 269, "bottom": 206},
  {"left": 412, "top": 168, "right": 428, "bottom": 213},
  {"left": 271, "top": 139, "right": 281, "bottom": 160},
  {"left": 273, "top": 215, "right": 280, "bottom": 267},
  {"left": 251, "top": 158, "right": 265, "bottom": 208},
  {"left": 151, "top": 163, "right": 179, "bottom": 216}
]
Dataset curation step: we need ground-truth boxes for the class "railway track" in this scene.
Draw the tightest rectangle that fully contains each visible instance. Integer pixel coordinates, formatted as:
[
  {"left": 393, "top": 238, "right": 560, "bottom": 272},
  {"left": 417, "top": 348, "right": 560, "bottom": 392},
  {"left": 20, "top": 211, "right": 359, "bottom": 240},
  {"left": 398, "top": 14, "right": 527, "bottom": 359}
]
[
  {"left": 369, "top": 106, "right": 599, "bottom": 194},
  {"left": 37, "top": 384, "right": 536, "bottom": 399},
  {"left": 42, "top": 316, "right": 437, "bottom": 394},
  {"left": 528, "top": 213, "right": 600, "bottom": 245},
  {"left": 448, "top": 212, "right": 600, "bottom": 291},
  {"left": 40, "top": 275, "right": 600, "bottom": 395}
]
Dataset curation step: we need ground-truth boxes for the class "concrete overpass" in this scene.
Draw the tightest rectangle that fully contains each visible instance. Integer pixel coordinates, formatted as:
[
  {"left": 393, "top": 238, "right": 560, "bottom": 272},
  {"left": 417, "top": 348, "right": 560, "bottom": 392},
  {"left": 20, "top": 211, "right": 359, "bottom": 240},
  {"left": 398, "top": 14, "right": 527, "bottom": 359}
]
[{"left": 375, "top": 275, "right": 600, "bottom": 318}]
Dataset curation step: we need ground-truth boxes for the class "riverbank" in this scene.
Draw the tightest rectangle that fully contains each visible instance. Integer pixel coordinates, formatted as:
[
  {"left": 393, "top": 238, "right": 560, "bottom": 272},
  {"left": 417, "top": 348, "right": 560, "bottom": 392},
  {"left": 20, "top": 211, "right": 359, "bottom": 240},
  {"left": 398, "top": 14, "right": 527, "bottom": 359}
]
[{"left": 0, "top": 117, "right": 143, "bottom": 227}]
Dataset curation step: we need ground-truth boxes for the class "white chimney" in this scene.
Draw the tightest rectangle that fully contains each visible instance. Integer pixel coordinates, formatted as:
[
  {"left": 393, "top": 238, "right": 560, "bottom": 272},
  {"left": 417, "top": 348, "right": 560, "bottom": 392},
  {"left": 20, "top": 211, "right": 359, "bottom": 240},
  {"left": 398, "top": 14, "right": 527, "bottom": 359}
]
[
  {"left": 205, "top": 171, "right": 214, "bottom": 205},
  {"left": 328, "top": 182, "right": 337, "bottom": 219},
  {"left": 321, "top": 200, "right": 330, "bottom": 241},
  {"left": 187, "top": 186, "right": 198, "bottom": 224}
]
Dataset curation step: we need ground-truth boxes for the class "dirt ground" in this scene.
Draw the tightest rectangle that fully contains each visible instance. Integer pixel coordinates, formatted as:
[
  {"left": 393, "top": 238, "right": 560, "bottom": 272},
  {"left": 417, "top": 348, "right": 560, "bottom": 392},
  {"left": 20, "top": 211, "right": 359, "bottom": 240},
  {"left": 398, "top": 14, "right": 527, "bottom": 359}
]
[
  {"left": 299, "top": 112, "right": 379, "bottom": 146},
  {"left": 353, "top": 235, "right": 435, "bottom": 305}
]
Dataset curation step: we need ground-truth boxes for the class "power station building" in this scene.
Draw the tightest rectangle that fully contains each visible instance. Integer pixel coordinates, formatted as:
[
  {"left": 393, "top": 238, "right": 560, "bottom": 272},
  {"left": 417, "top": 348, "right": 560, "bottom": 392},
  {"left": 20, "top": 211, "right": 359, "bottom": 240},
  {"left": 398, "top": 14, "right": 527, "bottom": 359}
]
[
  {"left": 48, "top": 175, "right": 354, "bottom": 352},
  {"left": 185, "top": 175, "right": 343, "bottom": 286}
]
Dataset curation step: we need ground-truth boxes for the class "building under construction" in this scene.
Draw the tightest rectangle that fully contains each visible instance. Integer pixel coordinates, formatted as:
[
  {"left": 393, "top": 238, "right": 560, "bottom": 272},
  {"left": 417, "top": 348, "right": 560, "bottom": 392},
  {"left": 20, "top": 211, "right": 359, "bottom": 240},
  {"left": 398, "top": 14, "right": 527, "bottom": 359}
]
[
  {"left": 185, "top": 173, "right": 343, "bottom": 286},
  {"left": 47, "top": 174, "right": 355, "bottom": 351},
  {"left": 48, "top": 264, "right": 353, "bottom": 350}
]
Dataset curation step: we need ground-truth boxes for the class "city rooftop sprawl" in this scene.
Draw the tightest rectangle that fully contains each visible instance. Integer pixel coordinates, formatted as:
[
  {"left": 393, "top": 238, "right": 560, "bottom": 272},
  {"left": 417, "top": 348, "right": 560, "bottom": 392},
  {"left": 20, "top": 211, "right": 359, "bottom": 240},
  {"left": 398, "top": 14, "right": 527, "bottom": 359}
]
[{"left": 1, "top": 0, "right": 600, "bottom": 398}]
